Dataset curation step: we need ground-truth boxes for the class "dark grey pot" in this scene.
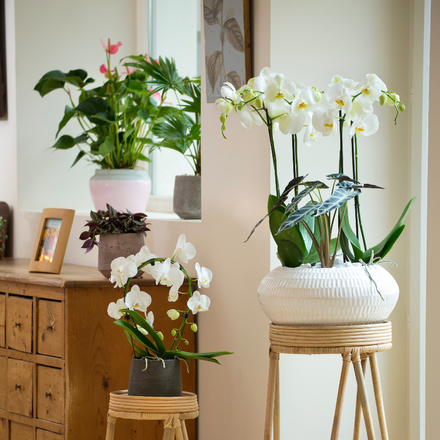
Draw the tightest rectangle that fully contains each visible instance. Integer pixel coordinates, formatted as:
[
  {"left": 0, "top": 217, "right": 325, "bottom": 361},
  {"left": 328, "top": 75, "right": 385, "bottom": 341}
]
[
  {"left": 128, "top": 358, "right": 182, "bottom": 397},
  {"left": 97, "top": 233, "right": 145, "bottom": 278},
  {"left": 173, "top": 175, "right": 201, "bottom": 220}
]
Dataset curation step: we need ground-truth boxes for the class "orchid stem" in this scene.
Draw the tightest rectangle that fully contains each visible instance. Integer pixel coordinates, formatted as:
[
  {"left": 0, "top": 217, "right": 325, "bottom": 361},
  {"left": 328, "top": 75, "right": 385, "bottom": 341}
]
[{"left": 265, "top": 108, "right": 280, "bottom": 198}]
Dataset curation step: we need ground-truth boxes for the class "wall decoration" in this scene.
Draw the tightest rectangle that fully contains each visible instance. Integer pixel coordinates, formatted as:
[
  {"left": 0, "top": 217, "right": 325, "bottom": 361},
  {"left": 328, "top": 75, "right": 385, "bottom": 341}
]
[
  {"left": 0, "top": 0, "right": 6, "bottom": 117},
  {"left": 203, "top": 0, "right": 251, "bottom": 102},
  {"left": 29, "top": 208, "right": 75, "bottom": 274}
]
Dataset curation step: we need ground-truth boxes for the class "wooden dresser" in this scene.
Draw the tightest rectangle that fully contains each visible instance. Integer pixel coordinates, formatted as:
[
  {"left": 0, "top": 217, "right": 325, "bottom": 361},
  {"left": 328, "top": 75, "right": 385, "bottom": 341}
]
[{"left": 0, "top": 259, "right": 196, "bottom": 440}]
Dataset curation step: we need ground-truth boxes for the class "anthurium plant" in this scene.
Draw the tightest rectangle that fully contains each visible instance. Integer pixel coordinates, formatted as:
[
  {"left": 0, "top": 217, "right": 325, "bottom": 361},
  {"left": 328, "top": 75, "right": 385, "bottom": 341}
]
[
  {"left": 217, "top": 69, "right": 414, "bottom": 268},
  {"left": 34, "top": 38, "right": 200, "bottom": 171},
  {"left": 107, "top": 234, "right": 231, "bottom": 367}
]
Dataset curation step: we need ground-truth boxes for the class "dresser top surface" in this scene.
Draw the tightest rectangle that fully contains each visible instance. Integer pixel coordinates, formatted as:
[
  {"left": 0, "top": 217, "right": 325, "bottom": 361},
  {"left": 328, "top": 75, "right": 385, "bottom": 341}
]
[{"left": 0, "top": 258, "right": 157, "bottom": 288}]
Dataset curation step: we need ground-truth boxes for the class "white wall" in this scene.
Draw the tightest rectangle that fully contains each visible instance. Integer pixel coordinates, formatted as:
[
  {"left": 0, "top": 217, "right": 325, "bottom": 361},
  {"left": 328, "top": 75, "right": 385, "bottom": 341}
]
[
  {"left": 1, "top": 1, "right": 273, "bottom": 439},
  {"left": 270, "top": 0, "right": 416, "bottom": 439}
]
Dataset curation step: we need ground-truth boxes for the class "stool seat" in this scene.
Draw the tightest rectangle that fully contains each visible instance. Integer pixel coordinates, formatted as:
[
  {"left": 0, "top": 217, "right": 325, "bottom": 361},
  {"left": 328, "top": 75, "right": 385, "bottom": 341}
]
[
  {"left": 265, "top": 321, "right": 392, "bottom": 440},
  {"left": 105, "top": 391, "right": 199, "bottom": 440}
]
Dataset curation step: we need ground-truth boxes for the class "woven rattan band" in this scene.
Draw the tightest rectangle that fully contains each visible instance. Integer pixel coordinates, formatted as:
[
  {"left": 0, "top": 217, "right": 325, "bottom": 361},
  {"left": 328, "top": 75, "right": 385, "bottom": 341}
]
[
  {"left": 109, "top": 391, "right": 199, "bottom": 414},
  {"left": 269, "top": 321, "right": 392, "bottom": 353}
]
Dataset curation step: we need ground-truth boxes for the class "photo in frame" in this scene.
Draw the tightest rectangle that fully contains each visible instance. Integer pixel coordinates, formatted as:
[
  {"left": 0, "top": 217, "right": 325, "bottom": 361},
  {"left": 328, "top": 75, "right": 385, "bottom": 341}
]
[
  {"left": 203, "top": 0, "right": 251, "bottom": 102},
  {"left": 29, "top": 208, "right": 75, "bottom": 274}
]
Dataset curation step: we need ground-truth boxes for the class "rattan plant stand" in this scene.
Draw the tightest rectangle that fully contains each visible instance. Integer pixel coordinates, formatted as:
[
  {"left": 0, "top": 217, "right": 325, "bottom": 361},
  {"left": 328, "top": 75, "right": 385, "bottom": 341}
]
[
  {"left": 105, "top": 390, "right": 199, "bottom": 440},
  {"left": 264, "top": 321, "right": 393, "bottom": 440}
]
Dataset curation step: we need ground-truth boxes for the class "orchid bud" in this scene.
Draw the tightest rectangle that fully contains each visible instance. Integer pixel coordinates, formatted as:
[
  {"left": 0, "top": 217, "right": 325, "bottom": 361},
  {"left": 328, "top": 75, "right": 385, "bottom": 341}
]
[
  {"left": 157, "top": 331, "right": 164, "bottom": 340},
  {"left": 183, "top": 339, "right": 189, "bottom": 346},
  {"left": 167, "top": 309, "right": 180, "bottom": 321},
  {"left": 398, "top": 103, "right": 406, "bottom": 112},
  {"left": 243, "top": 91, "right": 256, "bottom": 105},
  {"left": 255, "top": 97, "right": 264, "bottom": 108},
  {"left": 191, "top": 323, "right": 198, "bottom": 333},
  {"left": 379, "top": 94, "right": 387, "bottom": 105},
  {"left": 171, "top": 329, "right": 177, "bottom": 337},
  {"left": 220, "top": 114, "right": 227, "bottom": 123},
  {"left": 247, "top": 77, "right": 255, "bottom": 89}
]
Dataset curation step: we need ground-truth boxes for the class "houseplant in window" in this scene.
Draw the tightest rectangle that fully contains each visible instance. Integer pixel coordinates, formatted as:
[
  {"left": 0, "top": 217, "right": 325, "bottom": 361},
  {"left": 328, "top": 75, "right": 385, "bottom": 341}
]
[
  {"left": 107, "top": 234, "right": 231, "bottom": 396},
  {"left": 34, "top": 39, "right": 189, "bottom": 213},
  {"left": 124, "top": 55, "right": 202, "bottom": 219},
  {"left": 217, "top": 69, "right": 414, "bottom": 324},
  {"left": 80, "top": 204, "right": 150, "bottom": 278}
]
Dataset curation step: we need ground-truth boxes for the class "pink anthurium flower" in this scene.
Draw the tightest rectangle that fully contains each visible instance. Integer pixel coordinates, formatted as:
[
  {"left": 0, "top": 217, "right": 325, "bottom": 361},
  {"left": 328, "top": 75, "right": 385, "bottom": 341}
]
[{"left": 100, "top": 38, "right": 122, "bottom": 55}]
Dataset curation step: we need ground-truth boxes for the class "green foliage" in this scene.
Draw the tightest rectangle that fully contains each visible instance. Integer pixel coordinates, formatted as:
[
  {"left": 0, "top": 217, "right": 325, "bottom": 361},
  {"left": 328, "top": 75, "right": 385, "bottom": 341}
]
[
  {"left": 0, "top": 216, "right": 7, "bottom": 254},
  {"left": 79, "top": 204, "right": 150, "bottom": 253},
  {"left": 35, "top": 48, "right": 200, "bottom": 171}
]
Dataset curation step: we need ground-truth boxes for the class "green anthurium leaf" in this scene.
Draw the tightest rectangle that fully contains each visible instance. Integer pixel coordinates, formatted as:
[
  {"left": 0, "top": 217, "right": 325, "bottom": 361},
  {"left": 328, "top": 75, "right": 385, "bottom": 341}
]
[
  {"left": 340, "top": 231, "right": 355, "bottom": 262},
  {"left": 123, "top": 309, "right": 166, "bottom": 355},
  {"left": 315, "top": 188, "right": 361, "bottom": 217},
  {"left": 137, "top": 109, "right": 150, "bottom": 122},
  {"left": 278, "top": 202, "right": 320, "bottom": 233},
  {"left": 90, "top": 112, "right": 116, "bottom": 125},
  {"left": 362, "top": 197, "right": 415, "bottom": 261},
  {"left": 298, "top": 208, "right": 315, "bottom": 253},
  {"left": 114, "top": 320, "right": 159, "bottom": 354},
  {"left": 56, "top": 106, "right": 75, "bottom": 137},
  {"left": 326, "top": 173, "right": 360, "bottom": 184},
  {"left": 98, "top": 138, "right": 116, "bottom": 155},
  {"left": 70, "top": 150, "right": 87, "bottom": 168},
  {"left": 339, "top": 207, "right": 361, "bottom": 249},
  {"left": 277, "top": 240, "right": 303, "bottom": 267},
  {"left": 74, "top": 133, "right": 88, "bottom": 144},
  {"left": 74, "top": 97, "right": 108, "bottom": 118},
  {"left": 300, "top": 180, "right": 328, "bottom": 189},
  {"left": 286, "top": 183, "right": 321, "bottom": 214},
  {"left": 51, "top": 135, "right": 75, "bottom": 150}
]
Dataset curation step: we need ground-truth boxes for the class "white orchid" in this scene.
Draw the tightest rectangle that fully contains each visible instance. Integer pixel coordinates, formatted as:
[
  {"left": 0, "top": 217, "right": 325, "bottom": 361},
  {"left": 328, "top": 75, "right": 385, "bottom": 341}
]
[
  {"left": 195, "top": 262, "right": 213, "bottom": 288},
  {"left": 252, "top": 66, "right": 276, "bottom": 94},
  {"left": 125, "top": 285, "right": 152, "bottom": 313},
  {"left": 152, "top": 258, "right": 185, "bottom": 288},
  {"left": 357, "top": 73, "right": 387, "bottom": 102},
  {"left": 216, "top": 98, "right": 233, "bottom": 115},
  {"left": 220, "top": 82, "right": 241, "bottom": 104},
  {"left": 173, "top": 234, "right": 196, "bottom": 263},
  {"left": 187, "top": 291, "right": 211, "bottom": 314},
  {"left": 349, "top": 114, "right": 379, "bottom": 137},
  {"left": 134, "top": 245, "right": 157, "bottom": 268},
  {"left": 312, "top": 106, "right": 338, "bottom": 137},
  {"left": 326, "top": 81, "right": 353, "bottom": 114},
  {"left": 167, "top": 309, "right": 180, "bottom": 320},
  {"left": 146, "top": 310, "right": 154, "bottom": 327},
  {"left": 109, "top": 256, "right": 138, "bottom": 288},
  {"left": 238, "top": 105, "right": 263, "bottom": 130},
  {"left": 278, "top": 108, "right": 306, "bottom": 135},
  {"left": 264, "top": 73, "right": 296, "bottom": 104},
  {"left": 168, "top": 285, "right": 179, "bottom": 302},
  {"left": 303, "top": 124, "right": 319, "bottom": 146},
  {"left": 107, "top": 298, "right": 126, "bottom": 319}
]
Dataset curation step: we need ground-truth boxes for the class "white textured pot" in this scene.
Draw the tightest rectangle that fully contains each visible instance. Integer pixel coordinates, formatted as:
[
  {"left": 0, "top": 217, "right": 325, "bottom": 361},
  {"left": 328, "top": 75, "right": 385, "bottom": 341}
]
[
  {"left": 89, "top": 169, "right": 151, "bottom": 213},
  {"left": 257, "top": 262, "right": 399, "bottom": 325}
]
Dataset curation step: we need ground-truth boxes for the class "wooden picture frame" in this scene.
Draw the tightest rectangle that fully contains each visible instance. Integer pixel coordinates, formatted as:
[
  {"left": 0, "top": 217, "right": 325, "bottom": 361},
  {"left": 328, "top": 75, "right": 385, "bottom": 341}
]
[
  {"left": 29, "top": 208, "right": 75, "bottom": 274},
  {"left": 203, "top": 0, "right": 251, "bottom": 102},
  {"left": 0, "top": 0, "right": 6, "bottom": 117}
]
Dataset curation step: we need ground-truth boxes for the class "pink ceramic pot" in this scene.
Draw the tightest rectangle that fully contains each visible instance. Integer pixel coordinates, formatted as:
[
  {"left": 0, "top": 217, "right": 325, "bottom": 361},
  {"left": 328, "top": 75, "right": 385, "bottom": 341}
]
[{"left": 89, "top": 169, "right": 151, "bottom": 213}]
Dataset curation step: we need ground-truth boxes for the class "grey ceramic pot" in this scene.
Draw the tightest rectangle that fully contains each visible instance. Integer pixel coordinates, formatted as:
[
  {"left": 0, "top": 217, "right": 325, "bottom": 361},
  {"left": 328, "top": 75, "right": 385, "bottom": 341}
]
[
  {"left": 98, "top": 233, "right": 145, "bottom": 278},
  {"left": 173, "top": 175, "right": 201, "bottom": 220},
  {"left": 128, "top": 358, "right": 182, "bottom": 397}
]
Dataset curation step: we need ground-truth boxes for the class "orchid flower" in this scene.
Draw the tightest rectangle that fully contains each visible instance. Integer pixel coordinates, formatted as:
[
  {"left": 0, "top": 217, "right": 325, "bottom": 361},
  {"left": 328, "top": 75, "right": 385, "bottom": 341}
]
[
  {"left": 167, "top": 309, "right": 180, "bottom": 320},
  {"left": 195, "top": 262, "right": 213, "bottom": 288},
  {"left": 109, "top": 256, "right": 138, "bottom": 288},
  {"left": 326, "top": 81, "right": 353, "bottom": 114},
  {"left": 173, "top": 234, "right": 196, "bottom": 263},
  {"left": 349, "top": 113, "right": 379, "bottom": 137},
  {"left": 303, "top": 124, "right": 319, "bottom": 146},
  {"left": 125, "top": 285, "right": 152, "bottom": 313},
  {"left": 168, "top": 285, "right": 179, "bottom": 302},
  {"left": 216, "top": 98, "right": 234, "bottom": 115},
  {"left": 357, "top": 73, "right": 387, "bottom": 102},
  {"left": 135, "top": 245, "right": 157, "bottom": 267},
  {"left": 187, "top": 291, "right": 211, "bottom": 314},
  {"left": 221, "top": 82, "right": 242, "bottom": 104},
  {"left": 238, "top": 105, "right": 263, "bottom": 130},
  {"left": 107, "top": 298, "right": 127, "bottom": 319},
  {"left": 151, "top": 258, "right": 184, "bottom": 288},
  {"left": 312, "top": 106, "right": 338, "bottom": 137}
]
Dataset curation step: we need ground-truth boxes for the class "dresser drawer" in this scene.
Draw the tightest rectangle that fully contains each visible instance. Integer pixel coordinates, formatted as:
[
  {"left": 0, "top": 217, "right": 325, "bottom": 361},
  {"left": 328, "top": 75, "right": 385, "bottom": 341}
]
[
  {"left": 0, "top": 293, "right": 5, "bottom": 347},
  {"left": 37, "top": 366, "right": 64, "bottom": 424},
  {"left": 38, "top": 300, "right": 64, "bottom": 358},
  {"left": 10, "top": 420, "right": 34, "bottom": 440},
  {"left": 37, "top": 429, "right": 64, "bottom": 440},
  {"left": 7, "top": 359, "right": 33, "bottom": 417},
  {"left": 0, "top": 356, "right": 6, "bottom": 409},
  {"left": 7, "top": 296, "right": 33, "bottom": 353}
]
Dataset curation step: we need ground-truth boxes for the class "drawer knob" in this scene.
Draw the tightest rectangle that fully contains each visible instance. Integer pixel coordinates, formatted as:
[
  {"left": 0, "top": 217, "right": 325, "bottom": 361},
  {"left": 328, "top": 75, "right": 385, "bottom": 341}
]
[
  {"left": 45, "top": 391, "right": 52, "bottom": 398},
  {"left": 14, "top": 322, "right": 21, "bottom": 327},
  {"left": 15, "top": 384, "right": 20, "bottom": 390},
  {"left": 46, "top": 324, "right": 54, "bottom": 331}
]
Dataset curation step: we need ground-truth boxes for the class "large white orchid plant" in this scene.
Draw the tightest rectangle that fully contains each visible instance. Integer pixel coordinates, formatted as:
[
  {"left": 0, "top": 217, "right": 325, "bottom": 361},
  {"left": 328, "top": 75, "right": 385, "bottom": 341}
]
[
  {"left": 217, "top": 68, "right": 414, "bottom": 269},
  {"left": 107, "top": 234, "right": 231, "bottom": 366}
]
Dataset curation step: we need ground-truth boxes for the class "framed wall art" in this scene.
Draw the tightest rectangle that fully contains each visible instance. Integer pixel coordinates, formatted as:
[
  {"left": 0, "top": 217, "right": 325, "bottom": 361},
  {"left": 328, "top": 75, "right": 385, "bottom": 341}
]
[
  {"left": 203, "top": 0, "right": 251, "bottom": 102},
  {"left": 29, "top": 208, "right": 75, "bottom": 274}
]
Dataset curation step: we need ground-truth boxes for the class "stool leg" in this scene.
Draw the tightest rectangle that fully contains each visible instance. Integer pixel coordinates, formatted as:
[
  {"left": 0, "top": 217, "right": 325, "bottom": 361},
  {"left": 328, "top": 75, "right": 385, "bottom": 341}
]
[
  {"left": 370, "top": 353, "right": 389, "bottom": 440},
  {"left": 330, "top": 350, "right": 351, "bottom": 440},
  {"left": 163, "top": 415, "right": 174, "bottom": 440},
  {"left": 274, "top": 363, "right": 280, "bottom": 440},
  {"left": 181, "top": 420, "right": 189, "bottom": 440},
  {"left": 353, "top": 355, "right": 369, "bottom": 440},
  {"left": 352, "top": 352, "right": 376, "bottom": 440},
  {"left": 105, "top": 413, "right": 116, "bottom": 440},
  {"left": 264, "top": 349, "right": 280, "bottom": 440}
]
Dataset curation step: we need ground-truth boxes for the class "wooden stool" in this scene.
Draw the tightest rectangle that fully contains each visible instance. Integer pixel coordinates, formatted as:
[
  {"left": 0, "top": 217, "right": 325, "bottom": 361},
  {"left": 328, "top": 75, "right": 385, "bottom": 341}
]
[
  {"left": 264, "top": 321, "right": 393, "bottom": 440},
  {"left": 105, "top": 390, "right": 199, "bottom": 440}
]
